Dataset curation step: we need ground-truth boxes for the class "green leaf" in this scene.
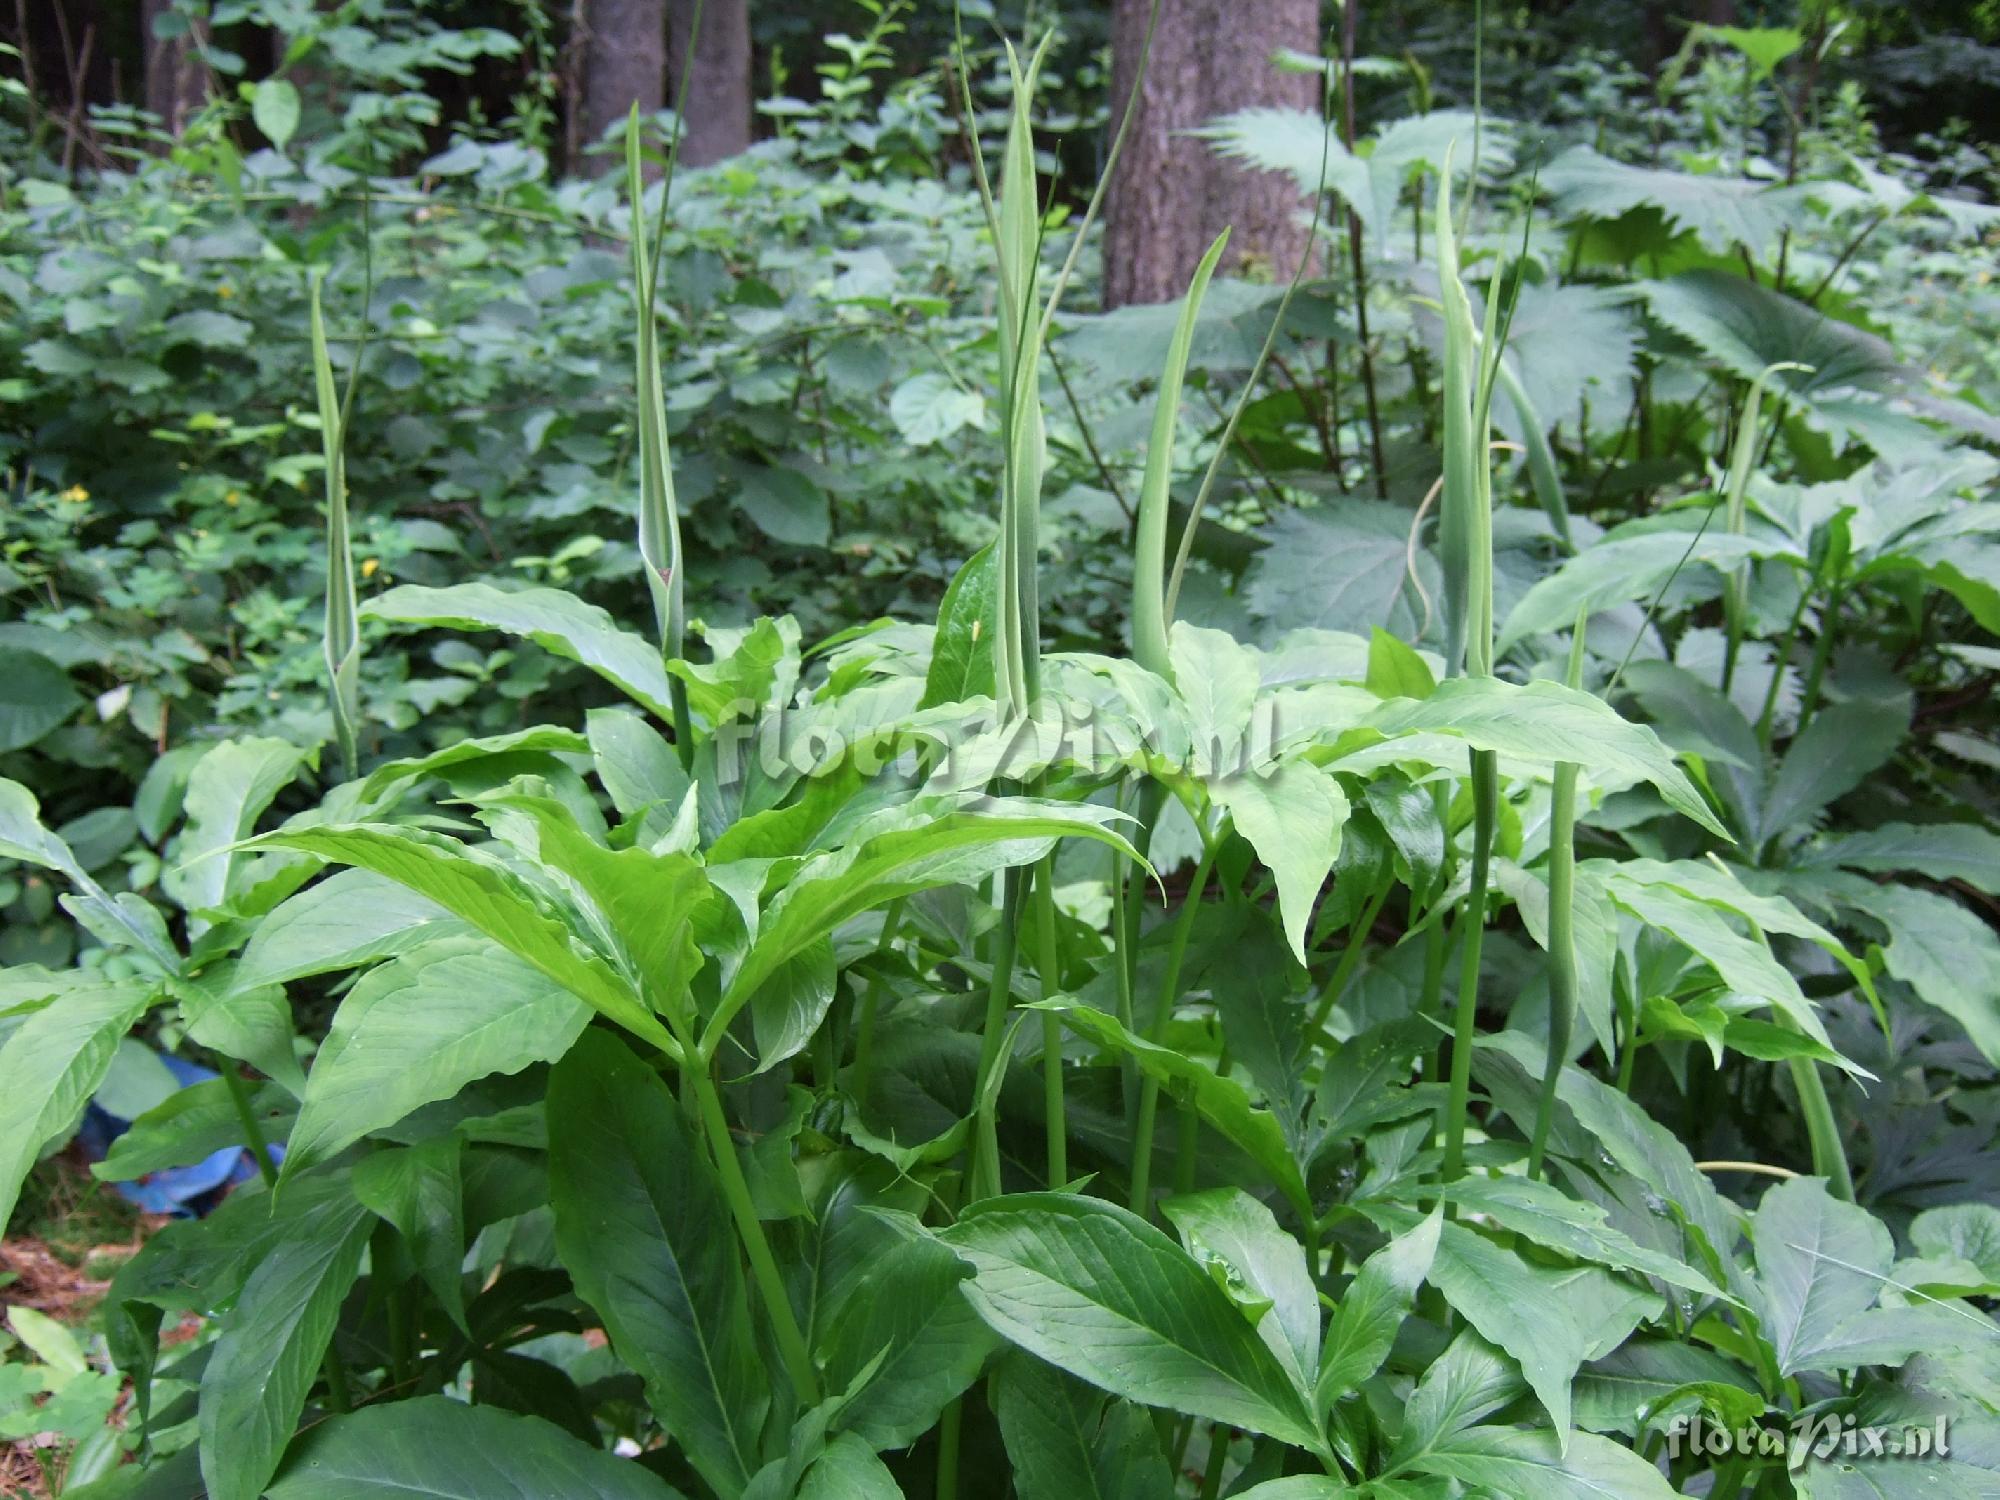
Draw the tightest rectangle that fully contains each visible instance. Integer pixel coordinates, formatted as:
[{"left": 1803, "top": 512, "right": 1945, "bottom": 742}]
[
  {"left": 747, "top": 937, "right": 836, "bottom": 1074},
  {"left": 1476, "top": 1030, "right": 1736, "bottom": 1263},
  {"left": 1409, "top": 1425, "right": 1683, "bottom": 1499},
  {"left": 0, "top": 778, "right": 181, "bottom": 973},
  {"left": 1426, "top": 1223, "right": 1663, "bottom": 1437},
  {"left": 890, "top": 371, "right": 987, "bottom": 447},
  {"left": 1912, "top": 1204, "right": 2000, "bottom": 1286},
  {"left": 1750, "top": 1176, "right": 1989, "bottom": 1376},
  {"left": 1802, "top": 820, "right": 2000, "bottom": 894},
  {"left": 365, "top": 583, "right": 677, "bottom": 719},
  {"left": 1163, "top": 1187, "right": 1320, "bottom": 1393},
  {"left": 351, "top": 1136, "right": 469, "bottom": 1331},
  {"left": 941, "top": 1193, "right": 1324, "bottom": 1451},
  {"left": 1212, "top": 761, "right": 1349, "bottom": 965},
  {"left": 795, "top": 1434, "right": 901, "bottom": 1500},
  {"left": 251, "top": 78, "right": 301, "bottom": 150},
  {"left": 246, "top": 822, "right": 676, "bottom": 1057},
  {"left": 819, "top": 1211, "right": 995, "bottom": 1448},
  {"left": 199, "top": 1192, "right": 373, "bottom": 1500},
  {"left": 164, "top": 737, "right": 311, "bottom": 918},
  {"left": 919, "top": 543, "right": 999, "bottom": 712},
  {"left": 1439, "top": 1175, "right": 1729, "bottom": 1301},
  {"left": 1500, "top": 530, "right": 1782, "bottom": 651},
  {"left": 0, "top": 648, "right": 80, "bottom": 752},
  {"left": 1317, "top": 1208, "right": 1440, "bottom": 1409},
  {"left": 233, "top": 869, "right": 469, "bottom": 993},
  {"left": 97, "top": 1076, "right": 291, "bottom": 1183},
  {"left": 1543, "top": 146, "right": 1797, "bottom": 256},
  {"left": 1642, "top": 270, "right": 1904, "bottom": 399},
  {"left": 1365, "top": 627, "right": 1435, "bottom": 701},
  {"left": 587, "top": 707, "right": 690, "bottom": 821},
  {"left": 1387, "top": 1329, "right": 1526, "bottom": 1471},
  {"left": 734, "top": 463, "right": 830, "bottom": 548},
  {"left": 1362, "top": 678, "right": 1727, "bottom": 837},
  {"left": 1845, "top": 882, "right": 2000, "bottom": 1067},
  {"left": 283, "top": 937, "right": 587, "bottom": 1178},
  {"left": 1244, "top": 502, "right": 1440, "bottom": 645},
  {"left": 548, "top": 1031, "right": 766, "bottom": 1497},
  {"left": 994, "top": 1357, "right": 1176, "bottom": 1500},
  {"left": 1043, "top": 1001, "right": 1310, "bottom": 1216},
  {"left": 359, "top": 726, "right": 589, "bottom": 805},
  {"left": 713, "top": 799, "right": 1142, "bottom": 1051},
  {"left": 0, "top": 978, "right": 155, "bottom": 1230},
  {"left": 264, "top": 1395, "right": 686, "bottom": 1498},
  {"left": 1759, "top": 700, "right": 1906, "bottom": 845}
]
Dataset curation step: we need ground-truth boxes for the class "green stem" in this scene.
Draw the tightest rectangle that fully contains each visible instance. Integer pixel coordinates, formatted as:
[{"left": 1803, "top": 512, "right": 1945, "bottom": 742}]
[
  {"left": 220, "top": 1063, "right": 278, "bottom": 1189},
  {"left": 1130, "top": 838, "right": 1217, "bottom": 1216},
  {"left": 1782, "top": 1025, "right": 1854, "bottom": 1201},
  {"left": 1796, "top": 582, "right": 1845, "bottom": 735},
  {"left": 1308, "top": 880, "right": 1390, "bottom": 1039},
  {"left": 1527, "top": 760, "right": 1579, "bottom": 1182},
  {"left": 1198, "top": 1422, "right": 1231, "bottom": 1500},
  {"left": 1442, "top": 749, "right": 1497, "bottom": 1182},
  {"left": 669, "top": 676, "right": 695, "bottom": 772},
  {"left": 1033, "top": 857, "right": 1067, "bottom": 1187},
  {"left": 1615, "top": 986, "right": 1640, "bottom": 1094},
  {"left": 935, "top": 1395, "right": 963, "bottom": 1500},
  {"left": 688, "top": 1064, "right": 821, "bottom": 1405},
  {"left": 972, "top": 868, "right": 1026, "bottom": 1201}
]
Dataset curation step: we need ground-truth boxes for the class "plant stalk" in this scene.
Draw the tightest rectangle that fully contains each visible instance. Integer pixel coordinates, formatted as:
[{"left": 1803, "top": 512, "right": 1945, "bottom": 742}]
[
  {"left": 1442, "top": 749, "right": 1497, "bottom": 1181},
  {"left": 1129, "top": 837, "right": 1217, "bottom": 1215}
]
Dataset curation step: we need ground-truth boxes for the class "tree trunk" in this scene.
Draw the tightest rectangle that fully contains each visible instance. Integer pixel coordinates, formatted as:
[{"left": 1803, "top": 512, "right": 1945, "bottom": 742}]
[
  {"left": 142, "top": 0, "right": 208, "bottom": 135},
  {"left": 668, "top": 0, "right": 751, "bottom": 167},
  {"left": 1103, "top": 0, "right": 1319, "bottom": 309},
  {"left": 578, "top": 0, "right": 664, "bottom": 172}
]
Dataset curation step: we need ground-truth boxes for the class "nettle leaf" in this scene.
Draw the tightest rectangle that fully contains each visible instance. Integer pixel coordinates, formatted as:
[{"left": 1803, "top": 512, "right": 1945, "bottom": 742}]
[
  {"left": 1542, "top": 146, "right": 1799, "bottom": 255},
  {"left": 1849, "top": 881, "right": 2000, "bottom": 1063},
  {"left": 1641, "top": 270, "right": 1905, "bottom": 401},
  {"left": 1426, "top": 1223, "right": 1663, "bottom": 1439},
  {"left": 365, "top": 583, "right": 678, "bottom": 719},
  {"left": 994, "top": 1357, "right": 1176, "bottom": 1500},
  {"left": 0, "top": 977, "right": 157, "bottom": 1230},
  {"left": 263, "top": 1396, "right": 684, "bottom": 1499},
  {"left": 941, "top": 1193, "right": 1325, "bottom": 1451},
  {"left": 1246, "top": 502, "right": 1441, "bottom": 646},
  {"left": 199, "top": 1191, "right": 374, "bottom": 1500},
  {"left": 1317, "top": 1208, "right": 1441, "bottom": 1409},
  {"left": 283, "top": 936, "right": 588, "bottom": 1179},
  {"left": 548, "top": 1031, "right": 766, "bottom": 1497},
  {"left": 1750, "top": 1176, "right": 1992, "bottom": 1376},
  {"left": 1361, "top": 678, "right": 1726, "bottom": 837},
  {"left": 1163, "top": 1187, "right": 1320, "bottom": 1394},
  {"left": 890, "top": 370, "right": 987, "bottom": 447}
]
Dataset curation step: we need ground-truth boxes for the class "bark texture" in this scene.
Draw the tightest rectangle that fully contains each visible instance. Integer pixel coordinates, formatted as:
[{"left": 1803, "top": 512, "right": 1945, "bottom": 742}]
[
  {"left": 668, "top": 0, "right": 752, "bottom": 167},
  {"left": 142, "top": 0, "right": 208, "bottom": 135},
  {"left": 1103, "top": 0, "right": 1319, "bottom": 309},
  {"left": 578, "top": 0, "right": 665, "bottom": 171}
]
